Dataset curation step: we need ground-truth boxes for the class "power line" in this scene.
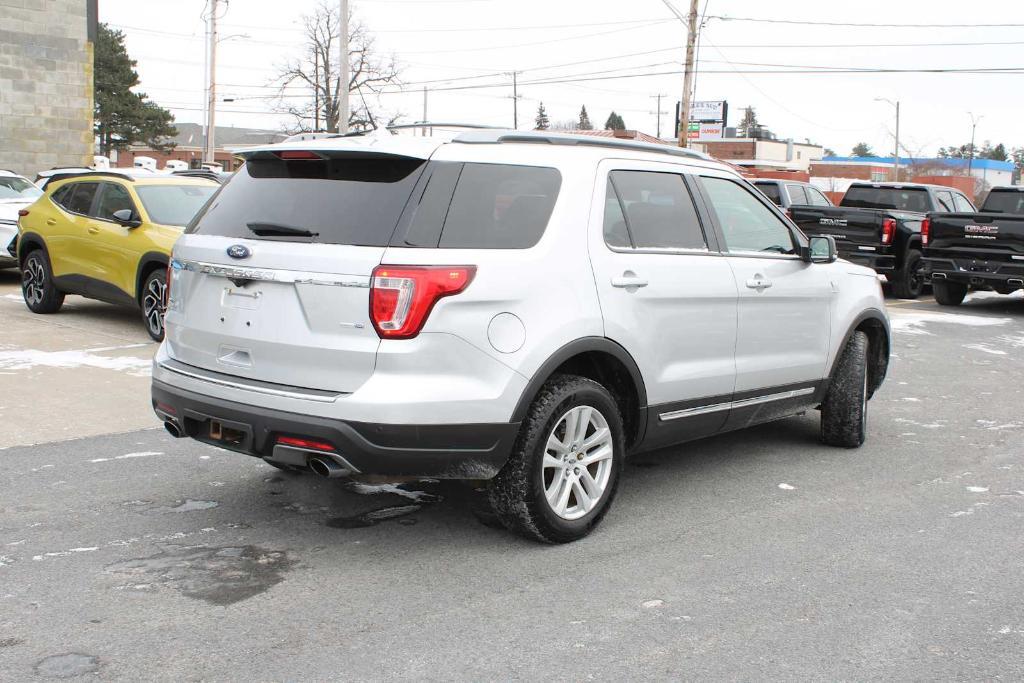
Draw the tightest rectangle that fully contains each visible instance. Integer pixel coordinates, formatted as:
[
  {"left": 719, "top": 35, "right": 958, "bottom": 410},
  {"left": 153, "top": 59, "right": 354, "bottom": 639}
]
[
  {"left": 707, "top": 14, "right": 1024, "bottom": 28},
  {"left": 221, "top": 17, "right": 672, "bottom": 34}
]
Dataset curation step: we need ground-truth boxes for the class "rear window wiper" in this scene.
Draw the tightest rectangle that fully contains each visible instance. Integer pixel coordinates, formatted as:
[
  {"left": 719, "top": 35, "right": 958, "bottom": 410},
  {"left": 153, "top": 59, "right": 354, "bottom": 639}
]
[{"left": 246, "top": 222, "right": 320, "bottom": 238}]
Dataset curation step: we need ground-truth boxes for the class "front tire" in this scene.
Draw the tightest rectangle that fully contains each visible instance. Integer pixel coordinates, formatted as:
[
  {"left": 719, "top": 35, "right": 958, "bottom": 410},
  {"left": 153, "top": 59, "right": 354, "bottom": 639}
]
[
  {"left": 890, "top": 248, "right": 923, "bottom": 299},
  {"left": 933, "top": 280, "right": 968, "bottom": 306},
  {"left": 141, "top": 269, "right": 167, "bottom": 342},
  {"left": 21, "top": 250, "right": 64, "bottom": 314},
  {"left": 821, "top": 331, "right": 869, "bottom": 448},
  {"left": 488, "top": 375, "right": 625, "bottom": 543}
]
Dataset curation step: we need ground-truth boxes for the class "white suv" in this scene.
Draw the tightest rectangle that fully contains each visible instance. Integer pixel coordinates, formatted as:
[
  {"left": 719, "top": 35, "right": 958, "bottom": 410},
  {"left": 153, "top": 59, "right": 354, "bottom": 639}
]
[{"left": 152, "top": 130, "right": 890, "bottom": 543}]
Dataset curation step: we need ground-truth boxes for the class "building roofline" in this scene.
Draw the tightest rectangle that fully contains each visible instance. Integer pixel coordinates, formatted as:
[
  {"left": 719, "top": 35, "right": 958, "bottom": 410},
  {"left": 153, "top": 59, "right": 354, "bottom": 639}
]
[{"left": 819, "top": 155, "right": 1014, "bottom": 171}]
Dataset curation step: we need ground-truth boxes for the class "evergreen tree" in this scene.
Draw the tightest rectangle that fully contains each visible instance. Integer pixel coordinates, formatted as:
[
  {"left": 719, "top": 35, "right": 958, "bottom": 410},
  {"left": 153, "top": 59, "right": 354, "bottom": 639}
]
[
  {"left": 577, "top": 105, "right": 593, "bottom": 130},
  {"left": 851, "top": 142, "right": 875, "bottom": 157},
  {"left": 981, "top": 142, "right": 1008, "bottom": 161},
  {"left": 604, "top": 111, "right": 626, "bottom": 130},
  {"left": 823, "top": 148, "right": 837, "bottom": 157},
  {"left": 738, "top": 107, "right": 759, "bottom": 137},
  {"left": 94, "top": 24, "right": 177, "bottom": 155},
  {"left": 534, "top": 102, "right": 549, "bottom": 130}
]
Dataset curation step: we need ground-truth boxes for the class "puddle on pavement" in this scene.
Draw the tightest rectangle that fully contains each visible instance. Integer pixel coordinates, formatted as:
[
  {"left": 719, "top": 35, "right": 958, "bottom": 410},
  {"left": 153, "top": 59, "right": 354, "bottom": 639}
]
[
  {"left": 105, "top": 545, "right": 293, "bottom": 606},
  {"left": 34, "top": 653, "right": 99, "bottom": 678},
  {"left": 325, "top": 504, "right": 422, "bottom": 528}
]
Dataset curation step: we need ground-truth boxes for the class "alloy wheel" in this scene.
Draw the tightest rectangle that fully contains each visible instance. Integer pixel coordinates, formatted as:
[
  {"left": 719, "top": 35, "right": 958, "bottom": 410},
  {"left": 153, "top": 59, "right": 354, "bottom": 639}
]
[
  {"left": 143, "top": 276, "right": 166, "bottom": 338},
  {"left": 22, "top": 257, "right": 45, "bottom": 307},
  {"left": 542, "top": 405, "right": 614, "bottom": 520}
]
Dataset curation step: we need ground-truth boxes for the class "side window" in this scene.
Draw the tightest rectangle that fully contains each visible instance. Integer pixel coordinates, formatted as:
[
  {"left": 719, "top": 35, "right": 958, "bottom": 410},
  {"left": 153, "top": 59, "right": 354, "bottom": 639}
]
[
  {"left": 62, "top": 182, "right": 99, "bottom": 215},
  {"left": 952, "top": 193, "right": 975, "bottom": 212},
  {"left": 754, "top": 182, "right": 782, "bottom": 206},
  {"left": 94, "top": 183, "right": 135, "bottom": 221},
  {"left": 700, "top": 176, "right": 797, "bottom": 255},
  {"left": 437, "top": 163, "right": 561, "bottom": 249},
  {"left": 807, "top": 187, "right": 831, "bottom": 206},
  {"left": 935, "top": 191, "right": 955, "bottom": 212},
  {"left": 602, "top": 178, "right": 631, "bottom": 249},
  {"left": 785, "top": 184, "right": 809, "bottom": 205},
  {"left": 607, "top": 170, "right": 707, "bottom": 251},
  {"left": 50, "top": 184, "right": 73, "bottom": 208}
]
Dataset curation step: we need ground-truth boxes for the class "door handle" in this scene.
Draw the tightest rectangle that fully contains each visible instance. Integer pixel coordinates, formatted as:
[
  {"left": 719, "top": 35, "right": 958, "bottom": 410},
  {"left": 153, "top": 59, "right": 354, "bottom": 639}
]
[
  {"left": 87, "top": 226, "right": 100, "bottom": 235},
  {"left": 46, "top": 218, "right": 57, "bottom": 226},
  {"left": 611, "top": 273, "right": 648, "bottom": 289},
  {"left": 746, "top": 277, "right": 772, "bottom": 290}
]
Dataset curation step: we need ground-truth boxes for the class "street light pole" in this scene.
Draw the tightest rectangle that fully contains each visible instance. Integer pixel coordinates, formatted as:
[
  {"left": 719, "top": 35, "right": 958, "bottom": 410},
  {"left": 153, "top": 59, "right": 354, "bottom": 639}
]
[
  {"left": 205, "top": 0, "right": 218, "bottom": 164},
  {"left": 967, "top": 112, "right": 983, "bottom": 178},
  {"left": 339, "top": 0, "right": 350, "bottom": 134},
  {"left": 663, "top": 0, "right": 700, "bottom": 148},
  {"left": 874, "top": 97, "right": 900, "bottom": 182}
]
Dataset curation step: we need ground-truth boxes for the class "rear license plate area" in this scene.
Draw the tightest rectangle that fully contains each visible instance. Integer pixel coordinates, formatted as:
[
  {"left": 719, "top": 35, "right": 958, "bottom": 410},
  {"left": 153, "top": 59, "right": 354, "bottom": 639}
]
[{"left": 184, "top": 413, "right": 253, "bottom": 451}]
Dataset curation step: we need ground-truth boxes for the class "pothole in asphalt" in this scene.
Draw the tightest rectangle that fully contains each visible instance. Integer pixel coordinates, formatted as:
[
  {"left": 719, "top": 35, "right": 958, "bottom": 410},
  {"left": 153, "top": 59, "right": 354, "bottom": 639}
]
[
  {"left": 105, "top": 545, "right": 293, "bottom": 606},
  {"left": 33, "top": 653, "right": 99, "bottom": 679}
]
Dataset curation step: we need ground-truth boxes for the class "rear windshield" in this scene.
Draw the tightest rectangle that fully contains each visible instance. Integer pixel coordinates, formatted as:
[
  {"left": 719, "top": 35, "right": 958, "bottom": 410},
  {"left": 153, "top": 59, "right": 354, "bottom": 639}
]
[
  {"left": 841, "top": 186, "right": 931, "bottom": 212},
  {"left": 981, "top": 191, "right": 1024, "bottom": 214},
  {"left": 0, "top": 176, "right": 42, "bottom": 201},
  {"left": 187, "top": 154, "right": 427, "bottom": 245},
  {"left": 137, "top": 184, "right": 218, "bottom": 226},
  {"left": 754, "top": 182, "right": 782, "bottom": 205}
]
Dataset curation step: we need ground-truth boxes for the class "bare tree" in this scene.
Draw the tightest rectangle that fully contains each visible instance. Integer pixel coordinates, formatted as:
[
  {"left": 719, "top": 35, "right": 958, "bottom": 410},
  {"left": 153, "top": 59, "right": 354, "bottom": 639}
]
[{"left": 273, "top": 1, "right": 401, "bottom": 133}]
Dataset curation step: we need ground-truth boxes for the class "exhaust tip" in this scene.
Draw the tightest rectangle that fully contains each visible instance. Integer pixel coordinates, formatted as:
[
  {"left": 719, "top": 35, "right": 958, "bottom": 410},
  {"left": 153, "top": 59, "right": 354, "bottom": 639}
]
[
  {"left": 309, "top": 455, "right": 347, "bottom": 478},
  {"left": 164, "top": 421, "right": 184, "bottom": 438}
]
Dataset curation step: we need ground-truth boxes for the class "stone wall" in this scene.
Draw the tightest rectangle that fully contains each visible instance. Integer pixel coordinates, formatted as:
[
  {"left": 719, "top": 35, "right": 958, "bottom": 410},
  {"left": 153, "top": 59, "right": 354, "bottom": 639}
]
[{"left": 0, "top": 0, "right": 96, "bottom": 178}]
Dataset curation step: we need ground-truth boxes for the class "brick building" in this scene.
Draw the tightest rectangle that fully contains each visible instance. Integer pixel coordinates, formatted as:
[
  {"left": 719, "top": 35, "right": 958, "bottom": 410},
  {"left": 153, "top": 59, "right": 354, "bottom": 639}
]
[
  {"left": 692, "top": 138, "right": 824, "bottom": 172},
  {"left": 115, "top": 123, "right": 288, "bottom": 171},
  {"left": 0, "top": 0, "right": 97, "bottom": 177}
]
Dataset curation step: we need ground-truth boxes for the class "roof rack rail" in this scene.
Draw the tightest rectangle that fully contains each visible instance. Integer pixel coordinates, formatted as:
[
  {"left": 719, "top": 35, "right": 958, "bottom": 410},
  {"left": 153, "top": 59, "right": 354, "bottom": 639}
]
[
  {"left": 387, "top": 122, "right": 504, "bottom": 131},
  {"left": 451, "top": 129, "right": 708, "bottom": 160},
  {"left": 45, "top": 170, "right": 138, "bottom": 185}
]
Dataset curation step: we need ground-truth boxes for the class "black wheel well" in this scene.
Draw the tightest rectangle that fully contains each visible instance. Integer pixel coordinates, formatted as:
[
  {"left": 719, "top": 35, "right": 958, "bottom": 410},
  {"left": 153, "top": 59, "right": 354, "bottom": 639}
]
[
  {"left": 547, "top": 351, "right": 643, "bottom": 448},
  {"left": 136, "top": 258, "right": 168, "bottom": 303},
  {"left": 856, "top": 318, "right": 889, "bottom": 397},
  {"left": 17, "top": 235, "right": 45, "bottom": 268}
]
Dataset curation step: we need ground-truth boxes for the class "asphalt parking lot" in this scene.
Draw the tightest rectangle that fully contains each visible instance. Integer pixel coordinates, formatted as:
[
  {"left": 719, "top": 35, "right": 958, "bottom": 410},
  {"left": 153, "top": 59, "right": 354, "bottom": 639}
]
[{"left": 1, "top": 270, "right": 1022, "bottom": 681}]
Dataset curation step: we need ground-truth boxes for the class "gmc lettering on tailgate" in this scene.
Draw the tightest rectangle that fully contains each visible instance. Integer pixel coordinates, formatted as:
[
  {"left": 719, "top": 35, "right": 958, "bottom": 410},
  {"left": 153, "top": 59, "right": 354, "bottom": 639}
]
[{"left": 819, "top": 218, "right": 848, "bottom": 227}]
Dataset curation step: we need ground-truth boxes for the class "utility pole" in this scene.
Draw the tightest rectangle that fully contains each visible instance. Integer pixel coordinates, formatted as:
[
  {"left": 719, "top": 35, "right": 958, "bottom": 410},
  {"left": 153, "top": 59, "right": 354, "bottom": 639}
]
[
  {"left": 510, "top": 72, "right": 521, "bottom": 129},
  {"left": 663, "top": 0, "right": 700, "bottom": 147},
  {"left": 967, "top": 111, "right": 983, "bottom": 178},
  {"left": 422, "top": 86, "right": 428, "bottom": 136},
  {"left": 338, "top": 0, "right": 350, "bottom": 134},
  {"left": 205, "top": 0, "right": 218, "bottom": 164},
  {"left": 314, "top": 48, "right": 320, "bottom": 132},
  {"left": 875, "top": 98, "right": 901, "bottom": 181},
  {"left": 650, "top": 93, "right": 667, "bottom": 139}
]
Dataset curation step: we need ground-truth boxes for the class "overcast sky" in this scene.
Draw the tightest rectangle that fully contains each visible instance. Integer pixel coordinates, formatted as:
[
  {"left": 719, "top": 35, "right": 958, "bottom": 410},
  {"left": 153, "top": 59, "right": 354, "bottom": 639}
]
[{"left": 102, "top": 0, "right": 1024, "bottom": 157}]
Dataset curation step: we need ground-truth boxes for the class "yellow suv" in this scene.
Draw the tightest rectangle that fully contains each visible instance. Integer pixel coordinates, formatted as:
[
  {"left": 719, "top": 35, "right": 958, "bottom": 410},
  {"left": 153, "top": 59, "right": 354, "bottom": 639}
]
[{"left": 16, "top": 172, "right": 219, "bottom": 340}]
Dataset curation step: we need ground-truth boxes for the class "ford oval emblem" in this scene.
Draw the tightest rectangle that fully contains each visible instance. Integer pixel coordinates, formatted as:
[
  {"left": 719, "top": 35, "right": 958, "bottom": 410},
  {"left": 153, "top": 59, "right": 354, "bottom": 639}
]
[{"left": 227, "top": 244, "right": 251, "bottom": 259}]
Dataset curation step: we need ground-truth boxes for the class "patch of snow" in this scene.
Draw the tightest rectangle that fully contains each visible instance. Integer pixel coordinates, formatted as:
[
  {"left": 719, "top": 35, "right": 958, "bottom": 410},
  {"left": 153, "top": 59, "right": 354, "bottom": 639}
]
[
  {"left": 32, "top": 546, "right": 99, "bottom": 561},
  {"left": 0, "top": 344, "right": 153, "bottom": 376},
  {"left": 889, "top": 311, "right": 1011, "bottom": 336},
  {"left": 900, "top": 397, "right": 921, "bottom": 402},
  {"left": 778, "top": 483, "right": 796, "bottom": 490},
  {"left": 964, "top": 343, "right": 1007, "bottom": 356},
  {"left": 641, "top": 599, "right": 665, "bottom": 608},
  {"left": 966, "top": 486, "right": 989, "bottom": 493}
]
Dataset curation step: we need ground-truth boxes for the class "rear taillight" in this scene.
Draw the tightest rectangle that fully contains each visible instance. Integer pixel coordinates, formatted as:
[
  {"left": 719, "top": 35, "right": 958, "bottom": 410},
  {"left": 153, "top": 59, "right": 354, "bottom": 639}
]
[
  {"left": 17, "top": 209, "right": 29, "bottom": 217},
  {"left": 274, "top": 150, "right": 323, "bottom": 160},
  {"left": 165, "top": 262, "right": 172, "bottom": 308},
  {"left": 921, "top": 218, "right": 930, "bottom": 247},
  {"left": 369, "top": 265, "right": 476, "bottom": 339},
  {"left": 276, "top": 435, "right": 335, "bottom": 452},
  {"left": 881, "top": 218, "right": 896, "bottom": 245}
]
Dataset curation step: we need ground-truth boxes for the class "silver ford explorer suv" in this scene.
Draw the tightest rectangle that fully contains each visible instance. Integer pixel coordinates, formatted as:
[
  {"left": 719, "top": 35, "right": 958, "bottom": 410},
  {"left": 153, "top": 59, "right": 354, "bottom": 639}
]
[{"left": 152, "top": 129, "right": 890, "bottom": 543}]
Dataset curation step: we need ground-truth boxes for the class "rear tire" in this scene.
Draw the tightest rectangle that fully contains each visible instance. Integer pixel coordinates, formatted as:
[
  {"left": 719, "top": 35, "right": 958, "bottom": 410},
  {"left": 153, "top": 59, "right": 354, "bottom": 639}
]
[
  {"left": 487, "top": 374, "right": 624, "bottom": 543},
  {"left": 821, "top": 331, "right": 869, "bottom": 448},
  {"left": 21, "top": 250, "right": 64, "bottom": 314},
  {"left": 890, "top": 248, "right": 923, "bottom": 299},
  {"left": 933, "top": 280, "right": 968, "bottom": 306},
  {"left": 141, "top": 269, "right": 167, "bottom": 342}
]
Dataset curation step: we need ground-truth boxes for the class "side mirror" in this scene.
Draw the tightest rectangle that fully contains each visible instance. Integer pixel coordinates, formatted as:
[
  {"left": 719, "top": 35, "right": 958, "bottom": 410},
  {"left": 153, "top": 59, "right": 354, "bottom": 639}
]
[
  {"left": 806, "top": 235, "right": 838, "bottom": 264},
  {"left": 112, "top": 208, "right": 142, "bottom": 228}
]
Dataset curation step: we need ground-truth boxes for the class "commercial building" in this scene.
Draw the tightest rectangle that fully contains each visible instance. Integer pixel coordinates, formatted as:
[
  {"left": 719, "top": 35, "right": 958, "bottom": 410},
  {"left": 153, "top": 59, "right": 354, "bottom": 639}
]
[
  {"left": 811, "top": 156, "right": 1016, "bottom": 188},
  {"left": 692, "top": 138, "right": 824, "bottom": 172},
  {"left": 0, "top": 0, "right": 98, "bottom": 178},
  {"left": 114, "top": 123, "right": 289, "bottom": 171}
]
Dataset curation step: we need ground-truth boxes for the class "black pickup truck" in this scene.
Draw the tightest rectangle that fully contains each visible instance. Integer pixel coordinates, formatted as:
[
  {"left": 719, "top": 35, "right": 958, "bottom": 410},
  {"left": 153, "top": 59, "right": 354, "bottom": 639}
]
[
  {"left": 921, "top": 186, "right": 1024, "bottom": 306},
  {"left": 790, "top": 182, "right": 976, "bottom": 299}
]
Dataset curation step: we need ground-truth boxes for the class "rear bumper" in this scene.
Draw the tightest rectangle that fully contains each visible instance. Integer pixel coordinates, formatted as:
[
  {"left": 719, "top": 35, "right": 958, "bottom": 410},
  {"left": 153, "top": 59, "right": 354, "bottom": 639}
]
[
  {"left": 152, "top": 379, "right": 520, "bottom": 479},
  {"left": 922, "top": 257, "right": 1024, "bottom": 290},
  {"left": 837, "top": 248, "right": 896, "bottom": 273}
]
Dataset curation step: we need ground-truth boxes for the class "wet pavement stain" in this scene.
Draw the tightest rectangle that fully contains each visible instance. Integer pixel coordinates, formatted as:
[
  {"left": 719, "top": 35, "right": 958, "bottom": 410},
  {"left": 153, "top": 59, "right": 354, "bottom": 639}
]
[
  {"left": 0, "top": 637, "right": 25, "bottom": 647},
  {"left": 325, "top": 504, "right": 422, "bottom": 529},
  {"left": 33, "top": 653, "right": 99, "bottom": 678},
  {"left": 105, "top": 545, "right": 293, "bottom": 606}
]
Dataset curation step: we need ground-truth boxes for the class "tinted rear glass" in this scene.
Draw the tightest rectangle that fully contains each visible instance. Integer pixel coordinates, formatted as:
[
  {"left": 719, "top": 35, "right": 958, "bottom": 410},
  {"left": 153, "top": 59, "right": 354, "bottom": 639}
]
[
  {"left": 785, "top": 184, "right": 809, "bottom": 205},
  {"left": 187, "top": 154, "right": 426, "bottom": 245},
  {"left": 62, "top": 182, "right": 99, "bottom": 215},
  {"left": 842, "top": 186, "right": 931, "bottom": 212},
  {"left": 981, "top": 191, "right": 1024, "bottom": 214},
  {"left": 394, "top": 162, "right": 561, "bottom": 249},
  {"left": 137, "top": 184, "right": 218, "bottom": 226},
  {"left": 754, "top": 182, "right": 782, "bottom": 205},
  {"left": 0, "top": 176, "right": 41, "bottom": 201}
]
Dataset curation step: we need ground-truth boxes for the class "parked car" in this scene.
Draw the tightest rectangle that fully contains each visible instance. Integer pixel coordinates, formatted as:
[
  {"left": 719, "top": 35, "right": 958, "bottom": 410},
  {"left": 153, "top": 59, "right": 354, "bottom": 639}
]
[
  {"left": 0, "top": 170, "right": 43, "bottom": 269},
  {"left": 921, "top": 186, "right": 1024, "bottom": 305},
  {"left": 16, "top": 171, "right": 219, "bottom": 340},
  {"left": 790, "top": 182, "right": 976, "bottom": 299},
  {"left": 752, "top": 179, "right": 833, "bottom": 213},
  {"left": 170, "top": 169, "right": 233, "bottom": 184},
  {"left": 151, "top": 130, "right": 890, "bottom": 543}
]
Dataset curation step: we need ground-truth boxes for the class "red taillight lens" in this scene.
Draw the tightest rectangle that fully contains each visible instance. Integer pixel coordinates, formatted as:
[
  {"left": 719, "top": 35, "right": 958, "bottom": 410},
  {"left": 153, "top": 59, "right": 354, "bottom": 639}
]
[
  {"left": 17, "top": 209, "right": 29, "bottom": 217},
  {"left": 274, "top": 150, "right": 323, "bottom": 160},
  {"left": 276, "top": 435, "right": 335, "bottom": 452},
  {"left": 369, "top": 265, "right": 476, "bottom": 339},
  {"left": 920, "top": 218, "right": 930, "bottom": 247},
  {"left": 881, "top": 218, "right": 896, "bottom": 245}
]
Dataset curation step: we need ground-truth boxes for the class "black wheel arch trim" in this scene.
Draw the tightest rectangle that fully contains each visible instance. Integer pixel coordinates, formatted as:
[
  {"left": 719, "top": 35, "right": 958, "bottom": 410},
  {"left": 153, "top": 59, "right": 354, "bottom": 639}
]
[
  {"left": 828, "top": 308, "right": 890, "bottom": 396},
  {"left": 16, "top": 231, "right": 49, "bottom": 267},
  {"left": 135, "top": 252, "right": 169, "bottom": 303},
  {"left": 510, "top": 336, "right": 649, "bottom": 443}
]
